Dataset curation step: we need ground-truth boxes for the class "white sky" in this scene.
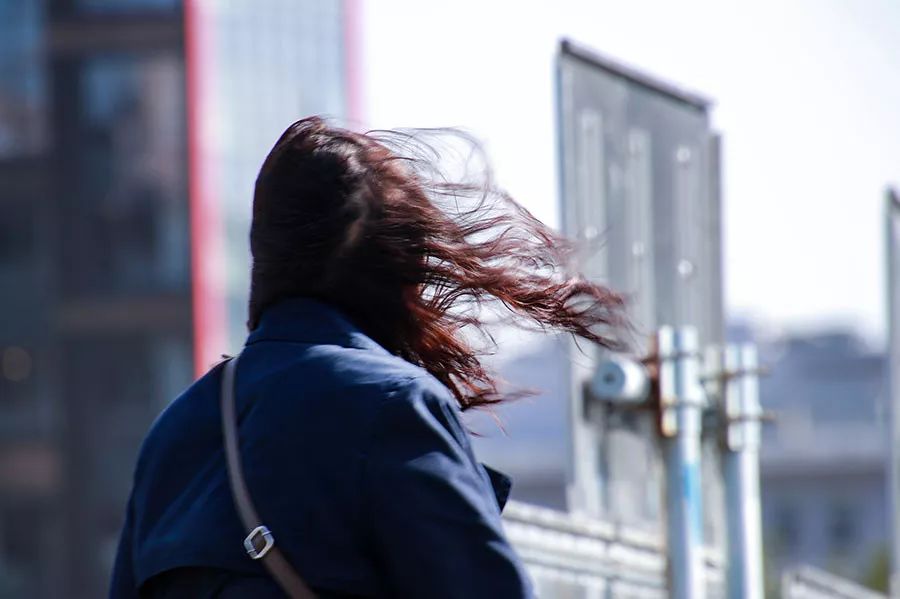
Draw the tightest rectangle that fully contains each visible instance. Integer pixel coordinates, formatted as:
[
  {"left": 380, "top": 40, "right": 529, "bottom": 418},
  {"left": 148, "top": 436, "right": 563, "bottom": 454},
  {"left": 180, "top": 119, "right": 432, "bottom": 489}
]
[{"left": 360, "top": 0, "right": 900, "bottom": 344}]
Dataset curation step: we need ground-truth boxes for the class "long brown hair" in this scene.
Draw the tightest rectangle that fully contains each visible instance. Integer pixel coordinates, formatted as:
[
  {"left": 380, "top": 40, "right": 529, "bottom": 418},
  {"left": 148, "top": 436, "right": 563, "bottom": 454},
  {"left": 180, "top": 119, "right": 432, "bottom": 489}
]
[{"left": 249, "top": 117, "right": 626, "bottom": 410}]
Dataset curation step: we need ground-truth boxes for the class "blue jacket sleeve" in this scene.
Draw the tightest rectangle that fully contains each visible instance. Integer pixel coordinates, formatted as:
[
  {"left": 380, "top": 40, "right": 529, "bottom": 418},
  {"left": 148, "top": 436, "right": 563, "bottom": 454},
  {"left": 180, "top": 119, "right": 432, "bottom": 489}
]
[
  {"left": 363, "top": 378, "right": 533, "bottom": 598},
  {"left": 108, "top": 494, "right": 139, "bottom": 599}
]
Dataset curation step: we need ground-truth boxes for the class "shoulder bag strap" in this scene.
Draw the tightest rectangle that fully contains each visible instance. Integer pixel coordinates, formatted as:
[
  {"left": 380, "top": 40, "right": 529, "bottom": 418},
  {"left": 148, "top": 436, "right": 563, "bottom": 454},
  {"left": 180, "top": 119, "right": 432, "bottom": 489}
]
[{"left": 220, "top": 356, "right": 317, "bottom": 599}]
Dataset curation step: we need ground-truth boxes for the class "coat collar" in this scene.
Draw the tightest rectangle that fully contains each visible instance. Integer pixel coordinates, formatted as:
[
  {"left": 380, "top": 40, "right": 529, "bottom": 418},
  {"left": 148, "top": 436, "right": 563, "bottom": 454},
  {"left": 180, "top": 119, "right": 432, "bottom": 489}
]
[
  {"left": 246, "top": 297, "right": 515, "bottom": 512},
  {"left": 245, "top": 296, "right": 387, "bottom": 354},
  {"left": 482, "top": 464, "right": 512, "bottom": 512}
]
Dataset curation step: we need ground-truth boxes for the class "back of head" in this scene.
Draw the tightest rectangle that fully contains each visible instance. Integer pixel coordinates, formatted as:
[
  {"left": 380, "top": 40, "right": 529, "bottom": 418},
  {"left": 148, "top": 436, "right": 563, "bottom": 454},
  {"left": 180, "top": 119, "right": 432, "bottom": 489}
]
[{"left": 249, "top": 116, "right": 626, "bottom": 409}]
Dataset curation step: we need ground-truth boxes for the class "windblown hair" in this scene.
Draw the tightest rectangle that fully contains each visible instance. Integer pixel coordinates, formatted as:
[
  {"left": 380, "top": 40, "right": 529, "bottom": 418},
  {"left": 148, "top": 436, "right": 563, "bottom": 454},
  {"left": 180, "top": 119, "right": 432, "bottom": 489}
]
[{"left": 249, "top": 116, "right": 627, "bottom": 410}]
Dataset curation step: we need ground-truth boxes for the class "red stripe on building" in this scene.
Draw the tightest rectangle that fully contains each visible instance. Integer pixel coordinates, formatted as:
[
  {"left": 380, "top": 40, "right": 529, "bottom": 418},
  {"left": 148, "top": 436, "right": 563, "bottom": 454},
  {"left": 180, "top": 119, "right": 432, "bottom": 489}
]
[{"left": 185, "top": 0, "right": 227, "bottom": 377}]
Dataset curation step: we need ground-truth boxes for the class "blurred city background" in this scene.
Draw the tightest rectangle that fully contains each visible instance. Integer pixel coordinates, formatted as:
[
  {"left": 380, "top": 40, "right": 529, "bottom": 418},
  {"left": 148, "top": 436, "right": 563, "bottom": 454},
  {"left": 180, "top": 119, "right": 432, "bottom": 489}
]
[{"left": 0, "top": 1, "right": 898, "bottom": 598}]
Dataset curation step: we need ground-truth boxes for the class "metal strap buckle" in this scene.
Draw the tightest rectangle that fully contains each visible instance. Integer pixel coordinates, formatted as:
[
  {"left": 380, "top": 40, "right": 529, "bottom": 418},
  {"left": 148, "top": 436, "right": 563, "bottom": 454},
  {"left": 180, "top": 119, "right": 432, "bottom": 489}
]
[{"left": 244, "top": 525, "right": 275, "bottom": 560}]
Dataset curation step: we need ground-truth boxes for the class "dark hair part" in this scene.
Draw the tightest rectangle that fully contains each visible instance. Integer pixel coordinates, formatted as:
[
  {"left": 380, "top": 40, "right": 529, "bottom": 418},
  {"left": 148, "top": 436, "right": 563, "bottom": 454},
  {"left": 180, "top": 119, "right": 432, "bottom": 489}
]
[{"left": 249, "top": 116, "right": 626, "bottom": 410}]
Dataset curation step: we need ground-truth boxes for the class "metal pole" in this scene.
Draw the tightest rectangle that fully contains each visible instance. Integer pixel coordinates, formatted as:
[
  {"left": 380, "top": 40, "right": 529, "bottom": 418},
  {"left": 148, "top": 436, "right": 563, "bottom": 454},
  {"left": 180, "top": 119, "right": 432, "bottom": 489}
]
[
  {"left": 659, "top": 326, "right": 706, "bottom": 599},
  {"left": 722, "top": 344, "right": 764, "bottom": 599},
  {"left": 885, "top": 187, "right": 900, "bottom": 598}
]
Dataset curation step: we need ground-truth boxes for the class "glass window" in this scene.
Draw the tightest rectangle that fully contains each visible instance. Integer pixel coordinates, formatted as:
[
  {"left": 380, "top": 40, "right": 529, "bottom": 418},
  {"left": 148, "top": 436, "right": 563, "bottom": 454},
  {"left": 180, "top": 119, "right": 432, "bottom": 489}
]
[
  {"left": 0, "top": 345, "right": 43, "bottom": 443},
  {"left": 774, "top": 502, "right": 800, "bottom": 553},
  {"left": 60, "top": 328, "right": 192, "bottom": 593},
  {"left": 0, "top": 501, "right": 49, "bottom": 598},
  {"left": 0, "top": 195, "right": 48, "bottom": 342},
  {"left": 0, "top": 202, "right": 34, "bottom": 267},
  {"left": 62, "top": 333, "right": 191, "bottom": 485},
  {"left": 828, "top": 502, "right": 856, "bottom": 552},
  {"left": 0, "top": 0, "right": 46, "bottom": 157},
  {"left": 61, "top": 52, "right": 188, "bottom": 297},
  {"left": 74, "top": 0, "right": 179, "bottom": 13}
]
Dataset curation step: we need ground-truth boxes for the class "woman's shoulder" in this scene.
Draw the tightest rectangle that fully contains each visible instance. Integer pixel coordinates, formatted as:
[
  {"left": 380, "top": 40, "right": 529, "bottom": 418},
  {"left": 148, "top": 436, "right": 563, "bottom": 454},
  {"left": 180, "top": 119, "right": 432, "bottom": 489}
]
[
  {"left": 231, "top": 342, "right": 460, "bottom": 442},
  {"left": 253, "top": 341, "right": 451, "bottom": 404}
]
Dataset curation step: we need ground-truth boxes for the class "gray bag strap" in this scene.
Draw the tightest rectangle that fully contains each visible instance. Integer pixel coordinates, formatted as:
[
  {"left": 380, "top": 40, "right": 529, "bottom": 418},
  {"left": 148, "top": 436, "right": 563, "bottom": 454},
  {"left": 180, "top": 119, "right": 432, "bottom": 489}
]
[{"left": 220, "top": 356, "right": 317, "bottom": 599}]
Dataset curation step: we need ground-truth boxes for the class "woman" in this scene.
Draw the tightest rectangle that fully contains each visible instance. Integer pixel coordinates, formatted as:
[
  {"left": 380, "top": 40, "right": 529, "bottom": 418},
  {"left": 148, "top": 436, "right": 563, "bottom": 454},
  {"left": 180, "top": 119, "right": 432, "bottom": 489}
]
[{"left": 109, "top": 117, "right": 625, "bottom": 598}]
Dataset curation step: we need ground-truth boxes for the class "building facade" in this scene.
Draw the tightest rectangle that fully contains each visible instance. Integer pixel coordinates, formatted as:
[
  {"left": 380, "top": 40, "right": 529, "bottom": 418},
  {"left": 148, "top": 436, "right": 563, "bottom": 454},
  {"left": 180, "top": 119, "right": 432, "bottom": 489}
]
[
  {"left": 0, "top": 1, "right": 354, "bottom": 596},
  {"left": 753, "top": 329, "right": 888, "bottom": 587}
]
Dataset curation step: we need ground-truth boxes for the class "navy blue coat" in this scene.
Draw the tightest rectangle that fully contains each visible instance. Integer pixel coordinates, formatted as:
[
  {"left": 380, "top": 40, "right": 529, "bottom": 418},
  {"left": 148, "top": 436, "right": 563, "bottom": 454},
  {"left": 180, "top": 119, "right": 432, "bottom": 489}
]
[{"left": 109, "top": 298, "right": 533, "bottom": 598}]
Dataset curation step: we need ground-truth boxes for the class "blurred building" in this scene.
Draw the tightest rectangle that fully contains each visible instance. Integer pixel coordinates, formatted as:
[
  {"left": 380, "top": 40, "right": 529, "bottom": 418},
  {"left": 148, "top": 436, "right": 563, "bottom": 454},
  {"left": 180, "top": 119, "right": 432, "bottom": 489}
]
[
  {"left": 0, "top": 1, "right": 356, "bottom": 597},
  {"left": 753, "top": 328, "right": 888, "bottom": 584},
  {"left": 476, "top": 323, "right": 889, "bottom": 591},
  {"left": 468, "top": 335, "right": 572, "bottom": 510}
]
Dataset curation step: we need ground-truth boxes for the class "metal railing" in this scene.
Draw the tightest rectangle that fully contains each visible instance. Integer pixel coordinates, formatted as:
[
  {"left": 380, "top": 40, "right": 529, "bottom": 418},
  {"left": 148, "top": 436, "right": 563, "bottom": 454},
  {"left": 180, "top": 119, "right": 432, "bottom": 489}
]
[
  {"left": 782, "top": 566, "right": 886, "bottom": 599},
  {"left": 500, "top": 323, "right": 881, "bottom": 598},
  {"left": 503, "top": 500, "right": 726, "bottom": 597}
]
